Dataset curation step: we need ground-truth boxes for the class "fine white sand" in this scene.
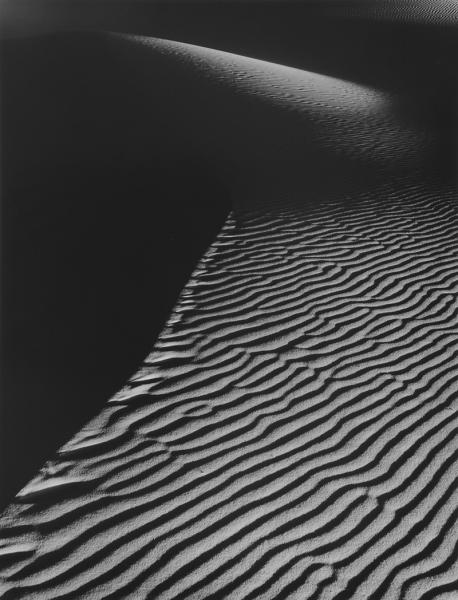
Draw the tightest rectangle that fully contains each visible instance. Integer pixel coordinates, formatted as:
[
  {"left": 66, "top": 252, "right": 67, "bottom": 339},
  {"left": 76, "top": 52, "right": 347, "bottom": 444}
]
[{"left": 1, "top": 30, "right": 457, "bottom": 600}]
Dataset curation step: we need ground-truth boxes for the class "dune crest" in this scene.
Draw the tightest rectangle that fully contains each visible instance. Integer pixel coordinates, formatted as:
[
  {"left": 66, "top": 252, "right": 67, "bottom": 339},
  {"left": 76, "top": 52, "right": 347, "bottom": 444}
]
[
  {"left": 1, "top": 30, "right": 457, "bottom": 599},
  {"left": 112, "top": 33, "right": 431, "bottom": 170}
]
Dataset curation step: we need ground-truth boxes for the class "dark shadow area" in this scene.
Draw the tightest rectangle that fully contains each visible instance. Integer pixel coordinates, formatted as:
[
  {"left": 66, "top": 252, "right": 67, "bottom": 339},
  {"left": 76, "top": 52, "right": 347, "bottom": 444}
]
[
  {"left": 1, "top": 163, "right": 230, "bottom": 509},
  {"left": 0, "top": 35, "right": 232, "bottom": 507}
]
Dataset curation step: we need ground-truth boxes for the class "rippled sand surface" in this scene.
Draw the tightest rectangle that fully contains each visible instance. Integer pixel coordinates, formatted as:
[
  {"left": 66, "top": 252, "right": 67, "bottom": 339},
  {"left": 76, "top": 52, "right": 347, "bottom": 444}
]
[{"left": 1, "top": 8, "right": 457, "bottom": 599}]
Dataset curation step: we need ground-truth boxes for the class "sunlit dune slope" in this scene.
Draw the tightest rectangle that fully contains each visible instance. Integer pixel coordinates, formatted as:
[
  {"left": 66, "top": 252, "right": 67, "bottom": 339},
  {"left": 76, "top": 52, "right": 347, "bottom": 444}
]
[{"left": 1, "top": 30, "right": 457, "bottom": 600}]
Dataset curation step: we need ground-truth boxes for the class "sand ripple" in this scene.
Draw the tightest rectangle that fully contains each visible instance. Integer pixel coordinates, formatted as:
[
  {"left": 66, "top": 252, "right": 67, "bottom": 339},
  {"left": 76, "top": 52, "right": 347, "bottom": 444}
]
[{"left": 1, "top": 33, "right": 457, "bottom": 600}]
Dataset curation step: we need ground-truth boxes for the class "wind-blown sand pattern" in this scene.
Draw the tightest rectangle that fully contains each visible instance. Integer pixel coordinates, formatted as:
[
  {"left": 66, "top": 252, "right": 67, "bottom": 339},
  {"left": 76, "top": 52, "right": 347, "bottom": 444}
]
[
  {"left": 328, "top": 0, "right": 458, "bottom": 24},
  {"left": 1, "top": 30, "right": 457, "bottom": 600}
]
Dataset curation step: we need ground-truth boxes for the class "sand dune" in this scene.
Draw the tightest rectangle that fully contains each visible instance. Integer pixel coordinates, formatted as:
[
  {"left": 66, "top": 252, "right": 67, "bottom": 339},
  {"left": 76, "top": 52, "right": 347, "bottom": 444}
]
[{"left": 1, "top": 29, "right": 457, "bottom": 600}]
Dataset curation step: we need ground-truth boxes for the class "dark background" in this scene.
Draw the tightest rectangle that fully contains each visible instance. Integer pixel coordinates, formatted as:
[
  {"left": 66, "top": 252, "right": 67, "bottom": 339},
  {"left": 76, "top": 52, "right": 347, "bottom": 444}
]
[{"left": 1, "top": 1, "right": 457, "bottom": 508}]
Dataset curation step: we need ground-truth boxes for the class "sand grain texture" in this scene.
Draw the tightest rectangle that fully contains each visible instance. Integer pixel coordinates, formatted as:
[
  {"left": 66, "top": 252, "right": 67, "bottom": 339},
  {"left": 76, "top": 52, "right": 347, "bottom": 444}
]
[{"left": 1, "top": 29, "right": 458, "bottom": 600}]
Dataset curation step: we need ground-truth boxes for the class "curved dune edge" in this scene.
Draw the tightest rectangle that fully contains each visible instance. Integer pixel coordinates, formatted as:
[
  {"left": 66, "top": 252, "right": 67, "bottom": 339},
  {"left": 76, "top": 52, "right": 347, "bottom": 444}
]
[
  {"left": 109, "top": 32, "right": 433, "bottom": 172},
  {"left": 1, "top": 33, "right": 458, "bottom": 599},
  {"left": 2, "top": 31, "right": 443, "bottom": 181}
]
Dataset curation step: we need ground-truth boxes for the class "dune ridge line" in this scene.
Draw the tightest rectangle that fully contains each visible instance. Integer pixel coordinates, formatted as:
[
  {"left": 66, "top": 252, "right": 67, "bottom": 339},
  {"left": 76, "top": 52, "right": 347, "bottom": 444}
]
[{"left": 1, "top": 31, "right": 457, "bottom": 600}]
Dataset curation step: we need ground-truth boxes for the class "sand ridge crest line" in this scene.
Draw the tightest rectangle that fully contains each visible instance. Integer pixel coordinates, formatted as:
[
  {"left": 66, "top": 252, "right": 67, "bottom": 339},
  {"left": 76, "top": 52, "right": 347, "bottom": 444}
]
[
  {"left": 104, "top": 31, "right": 434, "bottom": 171},
  {"left": 1, "top": 31, "right": 457, "bottom": 600}
]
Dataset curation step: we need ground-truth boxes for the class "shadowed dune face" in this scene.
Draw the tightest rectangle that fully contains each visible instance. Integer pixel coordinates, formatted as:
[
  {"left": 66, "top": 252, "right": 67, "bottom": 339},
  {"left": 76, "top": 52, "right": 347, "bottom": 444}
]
[
  {"left": 1, "top": 18, "right": 458, "bottom": 599},
  {"left": 1, "top": 162, "right": 231, "bottom": 509},
  {"left": 1, "top": 34, "right": 239, "bottom": 508}
]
